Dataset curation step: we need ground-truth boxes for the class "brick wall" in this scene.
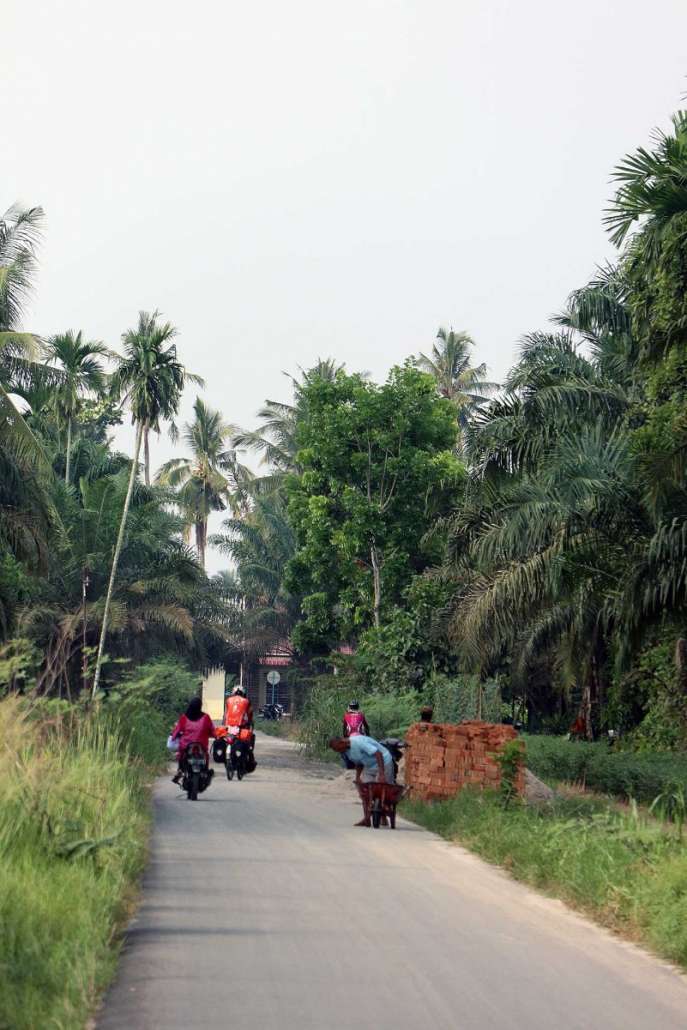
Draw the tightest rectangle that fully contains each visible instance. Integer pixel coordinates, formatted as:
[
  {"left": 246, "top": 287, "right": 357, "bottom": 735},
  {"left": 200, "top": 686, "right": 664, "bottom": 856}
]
[{"left": 404, "top": 721, "right": 525, "bottom": 801}]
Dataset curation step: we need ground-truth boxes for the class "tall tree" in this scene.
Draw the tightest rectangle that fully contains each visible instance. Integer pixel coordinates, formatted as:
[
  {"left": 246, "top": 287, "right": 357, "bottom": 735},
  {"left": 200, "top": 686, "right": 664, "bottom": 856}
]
[
  {"left": 91, "top": 311, "right": 198, "bottom": 697},
  {"left": 157, "top": 396, "right": 250, "bottom": 568},
  {"left": 286, "top": 364, "right": 460, "bottom": 651},
  {"left": 43, "top": 330, "right": 109, "bottom": 483}
]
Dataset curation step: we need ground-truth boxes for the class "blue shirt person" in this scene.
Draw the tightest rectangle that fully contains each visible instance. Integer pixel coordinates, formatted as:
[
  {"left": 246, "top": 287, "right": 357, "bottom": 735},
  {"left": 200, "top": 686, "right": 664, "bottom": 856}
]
[{"left": 329, "top": 734, "right": 395, "bottom": 826}]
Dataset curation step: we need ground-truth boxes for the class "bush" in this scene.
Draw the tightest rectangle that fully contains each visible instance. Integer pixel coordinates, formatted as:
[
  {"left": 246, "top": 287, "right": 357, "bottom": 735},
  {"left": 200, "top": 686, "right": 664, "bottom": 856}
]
[
  {"left": 103, "top": 657, "right": 200, "bottom": 765},
  {"left": 524, "top": 734, "right": 687, "bottom": 803}
]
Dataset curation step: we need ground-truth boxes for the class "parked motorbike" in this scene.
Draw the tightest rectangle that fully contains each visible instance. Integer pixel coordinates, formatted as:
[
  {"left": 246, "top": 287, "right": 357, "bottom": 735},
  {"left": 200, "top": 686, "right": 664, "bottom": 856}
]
[
  {"left": 259, "top": 703, "right": 284, "bottom": 721},
  {"left": 379, "top": 738, "right": 407, "bottom": 781},
  {"left": 180, "top": 742, "right": 213, "bottom": 800}
]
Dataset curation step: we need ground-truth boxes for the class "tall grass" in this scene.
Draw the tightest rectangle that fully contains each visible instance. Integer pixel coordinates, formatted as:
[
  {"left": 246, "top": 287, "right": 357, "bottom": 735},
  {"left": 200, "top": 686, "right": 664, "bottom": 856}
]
[
  {"left": 0, "top": 697, "right": 152, "bottom": 1030},
  {"left": 403, "top": 788, "right": 687, "bottom": 967}
]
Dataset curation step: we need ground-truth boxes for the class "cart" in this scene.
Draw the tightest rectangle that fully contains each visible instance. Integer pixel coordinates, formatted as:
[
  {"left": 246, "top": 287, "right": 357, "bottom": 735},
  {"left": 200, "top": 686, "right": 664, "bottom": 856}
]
[{"left": 358, "top": 781, "right": 406, "bottom": 828}]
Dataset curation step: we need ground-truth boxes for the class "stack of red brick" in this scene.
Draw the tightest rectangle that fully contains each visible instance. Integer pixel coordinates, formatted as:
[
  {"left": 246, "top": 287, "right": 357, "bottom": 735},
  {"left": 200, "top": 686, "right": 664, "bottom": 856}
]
[{"left": 404, "top": 721, "right": 525, "bottom": 801}]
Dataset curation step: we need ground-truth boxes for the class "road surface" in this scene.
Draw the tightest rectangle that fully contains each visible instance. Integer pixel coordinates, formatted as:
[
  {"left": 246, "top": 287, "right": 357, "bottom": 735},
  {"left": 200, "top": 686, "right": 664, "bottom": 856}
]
[{"left": 98, "top": 732, "right": 687, "bottom": 1029}]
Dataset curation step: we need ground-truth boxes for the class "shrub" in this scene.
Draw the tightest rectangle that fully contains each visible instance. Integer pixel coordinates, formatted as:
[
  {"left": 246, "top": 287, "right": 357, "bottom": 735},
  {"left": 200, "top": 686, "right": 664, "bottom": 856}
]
[
  {"left": 103, "top": 657, "right": 199, "bottom": 765},
  {"left": 524, "top": 734, "right": 687, "bottom": 804}
]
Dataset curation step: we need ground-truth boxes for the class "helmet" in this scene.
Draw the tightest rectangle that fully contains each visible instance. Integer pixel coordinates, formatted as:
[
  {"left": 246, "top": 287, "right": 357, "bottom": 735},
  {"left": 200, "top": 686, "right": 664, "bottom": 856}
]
[
  {"left": 232, "top": 684, "right": 247, "bottom": 697},
  {"left": 348, "top": 700, "right": 359, "bottom": 711}
]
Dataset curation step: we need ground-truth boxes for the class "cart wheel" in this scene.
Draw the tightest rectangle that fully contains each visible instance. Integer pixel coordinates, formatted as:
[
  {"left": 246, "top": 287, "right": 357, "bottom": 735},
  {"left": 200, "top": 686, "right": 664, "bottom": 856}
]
[{"left": 371, "top": 798, "right": 382, "bottom": 829}]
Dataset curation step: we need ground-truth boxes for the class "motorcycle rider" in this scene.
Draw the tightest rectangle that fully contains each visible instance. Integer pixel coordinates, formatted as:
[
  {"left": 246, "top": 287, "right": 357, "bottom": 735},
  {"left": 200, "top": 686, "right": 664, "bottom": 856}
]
[
  {"left": 342, "top": 700, "right": 370, "bottom": 738},
  {"left": 224, "top": 684, "right": 255, "bottom": 769},
  {"left": 171, "top": 696, "right": 216, "bottom": 785},
  {"left": 224, "top": 683, "right": 254, "bottom": 731}
]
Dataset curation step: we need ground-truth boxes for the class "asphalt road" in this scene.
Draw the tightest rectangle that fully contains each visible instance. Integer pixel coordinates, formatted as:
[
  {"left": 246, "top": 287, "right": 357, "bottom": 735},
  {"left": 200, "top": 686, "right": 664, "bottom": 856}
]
[{"left": 98, "top": 732, "right": 687, "bottom": 1030}]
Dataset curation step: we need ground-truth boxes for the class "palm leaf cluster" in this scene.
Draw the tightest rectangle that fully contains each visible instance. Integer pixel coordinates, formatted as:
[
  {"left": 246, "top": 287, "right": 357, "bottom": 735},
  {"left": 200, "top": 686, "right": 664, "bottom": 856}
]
[{"left": 444, "top": 111, "right": 687, "bottom": 733}]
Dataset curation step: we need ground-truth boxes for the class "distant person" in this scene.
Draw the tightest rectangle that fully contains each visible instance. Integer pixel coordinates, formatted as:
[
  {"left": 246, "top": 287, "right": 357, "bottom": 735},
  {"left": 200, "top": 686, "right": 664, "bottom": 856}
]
[
  {"left": 170, "top": 697, "right": 216, "bottom": 785},
  {"left": 329, "top": 735, "right": 394, "bottom": 826},
  {"left": 342, "top": 700, "right": 370, "bottom": 738},
  {"left": 420, "top": 705, "right": 434, "bottom": 723}
]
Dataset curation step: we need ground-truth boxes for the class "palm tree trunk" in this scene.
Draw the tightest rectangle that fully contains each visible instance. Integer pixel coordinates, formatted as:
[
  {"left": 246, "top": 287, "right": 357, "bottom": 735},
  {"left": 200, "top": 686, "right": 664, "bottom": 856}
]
[
  {"left": 144, "top": 427, "right": 151, "bottom": 487},
  {"left": 91, "top": 421, "right": 144, "bottom": 699},
  {"left": 195, "top": 519, "right": 206, "bottom": 569},
  {"left": 65, "top": 417, "right": 72, "bottom": 484}
]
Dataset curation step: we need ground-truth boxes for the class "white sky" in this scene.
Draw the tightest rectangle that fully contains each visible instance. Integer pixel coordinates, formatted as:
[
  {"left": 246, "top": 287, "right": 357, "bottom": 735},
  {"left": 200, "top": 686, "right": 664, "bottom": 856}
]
[{"left": 5, "top": 0, "right": 687, "bottom": 571}]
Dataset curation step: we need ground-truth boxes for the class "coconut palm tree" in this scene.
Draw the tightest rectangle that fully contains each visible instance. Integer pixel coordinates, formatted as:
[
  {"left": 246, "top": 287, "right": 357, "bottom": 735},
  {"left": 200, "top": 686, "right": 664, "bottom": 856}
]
[
  {"left": 157, "top": 396, "right": 251, "bottom": 568},
  {"left": 0, "top": 204, "right": 43, "bottom": 348},
  {"left": 417, "top": 327, "right": 497, "bottom": 427},
  {"left": 91, "top": 310, "right": 200, "bottom": 697},
  {"left": 43, "top": 330, "right": 109, "bottom": 483}
]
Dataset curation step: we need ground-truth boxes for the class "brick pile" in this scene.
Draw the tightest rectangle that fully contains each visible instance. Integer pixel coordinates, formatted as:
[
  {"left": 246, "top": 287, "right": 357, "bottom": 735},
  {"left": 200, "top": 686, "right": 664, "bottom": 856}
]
[{"left": 404, "top": 721, "right": 525, "bottom": 801}]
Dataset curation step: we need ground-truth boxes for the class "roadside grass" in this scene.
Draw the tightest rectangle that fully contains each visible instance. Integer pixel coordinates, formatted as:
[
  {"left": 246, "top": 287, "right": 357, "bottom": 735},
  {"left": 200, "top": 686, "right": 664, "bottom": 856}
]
[
  {"left": 257, "top": 718, "right": 299, "bottom": 740},
  {"left": 0, "top": 697, "right": 154, "bottom": 1030},
  {"left": 402, "top": 787, "right": 687, "bottom": 969}
]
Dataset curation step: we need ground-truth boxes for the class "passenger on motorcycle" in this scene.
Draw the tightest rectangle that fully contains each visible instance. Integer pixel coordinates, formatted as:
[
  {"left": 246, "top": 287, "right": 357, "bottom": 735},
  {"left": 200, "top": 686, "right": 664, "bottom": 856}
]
[{"left": 171, "top": 696, "right": 216, "bottom": 785}]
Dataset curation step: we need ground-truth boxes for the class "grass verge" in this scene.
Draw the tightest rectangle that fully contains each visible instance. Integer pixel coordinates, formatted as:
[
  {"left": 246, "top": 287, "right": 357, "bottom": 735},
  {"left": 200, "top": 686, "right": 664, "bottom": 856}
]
[
  {"left": 402, "top": 787, "right": 687, "bottom": 969},
  {"left": 257, "top": 718, "right": 301, "bottom": 740},
  {"left": 0, "top": 696, "right": 157, "bottom": 1030}
]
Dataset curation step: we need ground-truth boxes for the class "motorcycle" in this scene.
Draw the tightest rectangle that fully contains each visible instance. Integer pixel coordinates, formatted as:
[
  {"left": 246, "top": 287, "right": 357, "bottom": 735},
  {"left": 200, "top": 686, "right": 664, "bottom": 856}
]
[
  {"left": 379, "top": 738, "right": 407, "bottom": 781},
  {"left": 225, "top": 729, "right": 257, "bottom": 781},
  {"left": 180, "top": 742, "right": 214, "bottom": 800},
  {"left": 259, "top": 703, "right": 284, "bottom": 721}
]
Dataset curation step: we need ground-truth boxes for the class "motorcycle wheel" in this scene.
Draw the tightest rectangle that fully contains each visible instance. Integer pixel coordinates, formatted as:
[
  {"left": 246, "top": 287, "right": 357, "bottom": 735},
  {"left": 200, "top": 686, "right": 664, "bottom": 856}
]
[
  {"left": 236, "top": 761, "right": 244, "bottom": 781},
  {"left": 371, "top": 799, "right": 382, "bottom": 828},
  {"left": 189, "top": 771, "right": 200, "bottom": 801},
  {"left": 226, "top": 761, "right": 234, "bottom": 781}
]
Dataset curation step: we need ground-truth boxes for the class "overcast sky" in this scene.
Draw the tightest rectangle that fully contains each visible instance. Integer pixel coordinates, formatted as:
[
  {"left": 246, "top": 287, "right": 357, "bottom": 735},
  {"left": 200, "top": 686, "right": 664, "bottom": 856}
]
[{"left": 5, "top": 0, "right": 687, "bottom": 571}]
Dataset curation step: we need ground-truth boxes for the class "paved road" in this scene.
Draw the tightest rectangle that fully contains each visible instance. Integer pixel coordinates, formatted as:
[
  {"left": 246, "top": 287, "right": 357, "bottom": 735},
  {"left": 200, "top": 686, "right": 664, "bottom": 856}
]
[{"left": 99, "top": 732, "right": 687, "bottom": 1030}]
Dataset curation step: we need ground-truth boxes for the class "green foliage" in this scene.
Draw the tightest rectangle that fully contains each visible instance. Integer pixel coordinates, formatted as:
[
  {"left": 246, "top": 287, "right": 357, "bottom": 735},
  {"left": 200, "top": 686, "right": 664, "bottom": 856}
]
[
  {"left": 355, "top": 577, "right": 459, "bottom": 691},
  {"left": 428, "top": 673, "right": 501, "bottom": 723},
  {"left": 495, "top": 739, "right": 523, "bottom": 807},
  {"left": 523, "top": 734, "right": 687, "bottom": 804},
  {"left": 650, "top": 783, "right": 687, "bottom": 840},
  {"left": 102, "top": 657, "right": 199, "bottom": 765},
  {"left": 403, "top": 786, "right": 687, "bottom": 968},
  {"left": 0, "top": 697, "right": 152, "bottom": 1029},
  {"left": 286, "top": 363, "right": 461, "bottom": 652}
]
